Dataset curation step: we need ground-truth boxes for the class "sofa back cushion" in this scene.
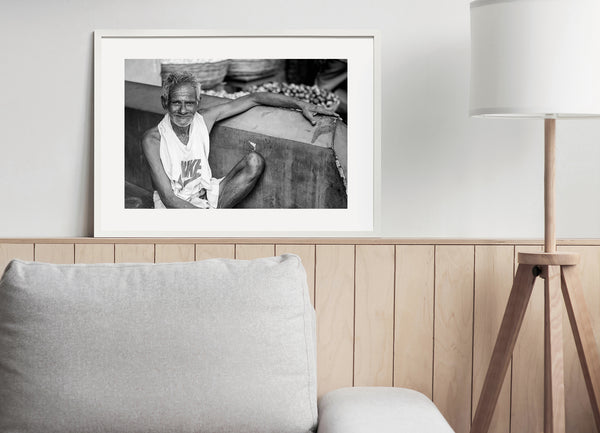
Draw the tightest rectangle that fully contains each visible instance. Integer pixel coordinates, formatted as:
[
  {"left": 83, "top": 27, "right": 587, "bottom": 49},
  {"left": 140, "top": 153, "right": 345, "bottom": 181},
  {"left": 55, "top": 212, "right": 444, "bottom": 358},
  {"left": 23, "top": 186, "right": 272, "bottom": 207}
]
[{"left": 0, "top": 254, "right": 317, "bottom": 433}]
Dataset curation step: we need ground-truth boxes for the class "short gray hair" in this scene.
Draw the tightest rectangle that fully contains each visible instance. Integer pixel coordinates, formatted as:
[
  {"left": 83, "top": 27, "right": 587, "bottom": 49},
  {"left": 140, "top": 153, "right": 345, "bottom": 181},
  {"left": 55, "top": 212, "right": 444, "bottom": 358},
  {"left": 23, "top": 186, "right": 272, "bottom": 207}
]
[{"left": 161, "top": 71, "right": 202, "bottom": 103}]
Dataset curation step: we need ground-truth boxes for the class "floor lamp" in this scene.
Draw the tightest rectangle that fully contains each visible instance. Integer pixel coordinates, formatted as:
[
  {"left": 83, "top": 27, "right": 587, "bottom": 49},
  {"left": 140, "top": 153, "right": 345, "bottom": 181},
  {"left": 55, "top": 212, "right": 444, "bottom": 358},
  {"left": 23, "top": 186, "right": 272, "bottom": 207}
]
[{"left": 469, "top": 1, "right": 600, "bottom": 432}]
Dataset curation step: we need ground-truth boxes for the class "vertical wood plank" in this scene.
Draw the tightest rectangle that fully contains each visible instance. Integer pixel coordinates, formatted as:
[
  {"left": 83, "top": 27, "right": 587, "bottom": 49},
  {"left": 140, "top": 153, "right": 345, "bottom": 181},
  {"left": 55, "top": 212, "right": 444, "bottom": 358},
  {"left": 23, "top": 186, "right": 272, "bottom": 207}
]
[
  {"left": 155, "top": 244, "right": 195, "bottom": 263},
  {"left": 75, "top": 244, "right": 115, "bottom": 264},
  {"left": 0, "top": 243, "right": 34, "bottom": 273},
  {"left": 35, "top": 243, "right": 74, "bottom": 264},
  {"left": 195, "top": 244, "right": 235, "bottom": 261},
  {"left": 276, "top": 244, "right": 316, "bottom": 307},
  {"left": 394, "top": 244, "right": 434, "bottom": 398},
  {"left": 114, "top": 244, "right": 155, "bottom": 263},
  {"left": 315, "top": 245, "right": 355, "bottom": 398},
  {"left": 512, "top": 245, "right": 544, "bottom": 433},
  {"left": 434, "top": 245, "right": 474, "bottom": 433},
  {"left": 235, "top": 244, "right": 275, "bottom": 260},
  {"left": 472, "top": 245, "right": 514, "bottom": 433},
  {"left": 558, "top": 245, "right": 600, "bottom": 433},
  {"left": 354, "top": 244, "right": 395, "bottom": 387}
]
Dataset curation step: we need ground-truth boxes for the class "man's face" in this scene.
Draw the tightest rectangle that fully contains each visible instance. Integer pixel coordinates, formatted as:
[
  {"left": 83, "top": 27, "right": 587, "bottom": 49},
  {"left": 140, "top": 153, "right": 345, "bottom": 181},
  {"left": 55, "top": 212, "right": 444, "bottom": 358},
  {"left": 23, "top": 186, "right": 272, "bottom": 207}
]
[{"left": 167, "top": 83, "right": 199, "bottom": 128}]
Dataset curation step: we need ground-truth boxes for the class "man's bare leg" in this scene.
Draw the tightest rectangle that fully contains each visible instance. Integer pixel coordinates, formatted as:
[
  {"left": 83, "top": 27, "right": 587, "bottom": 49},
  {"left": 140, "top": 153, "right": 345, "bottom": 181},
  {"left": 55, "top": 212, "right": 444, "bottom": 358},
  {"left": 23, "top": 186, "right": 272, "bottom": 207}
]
[{"left": 217, "top": 151, "right": 265, "bottom": 208}]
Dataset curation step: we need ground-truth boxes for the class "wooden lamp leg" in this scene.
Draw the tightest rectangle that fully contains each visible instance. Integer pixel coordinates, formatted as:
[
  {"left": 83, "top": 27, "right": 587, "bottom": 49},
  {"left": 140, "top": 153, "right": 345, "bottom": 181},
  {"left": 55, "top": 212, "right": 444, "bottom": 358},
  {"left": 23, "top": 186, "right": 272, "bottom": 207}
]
[
  {"left": 544, "top": 265, "right": 565, "bottom": 433},
  {"left": 561, "top": 265, "right": 600, "bottom": 431},
  {"left": 470, "top": 264, "right": 537, "bottom": 433}
]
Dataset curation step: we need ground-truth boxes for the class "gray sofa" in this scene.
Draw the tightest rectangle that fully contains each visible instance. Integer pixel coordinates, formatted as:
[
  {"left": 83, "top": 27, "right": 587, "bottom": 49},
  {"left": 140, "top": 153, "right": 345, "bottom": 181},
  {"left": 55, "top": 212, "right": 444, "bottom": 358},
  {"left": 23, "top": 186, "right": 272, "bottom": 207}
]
[{"left": 0, "top": 255, "right": 454, "bottom": 433}]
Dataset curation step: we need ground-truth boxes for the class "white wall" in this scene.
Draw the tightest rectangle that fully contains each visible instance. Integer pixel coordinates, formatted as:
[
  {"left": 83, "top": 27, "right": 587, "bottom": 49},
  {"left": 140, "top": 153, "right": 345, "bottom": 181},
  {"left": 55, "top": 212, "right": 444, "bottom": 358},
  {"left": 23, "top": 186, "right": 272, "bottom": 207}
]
[{"left": 1, "top": 0, "right": 599, "bottom": 238}]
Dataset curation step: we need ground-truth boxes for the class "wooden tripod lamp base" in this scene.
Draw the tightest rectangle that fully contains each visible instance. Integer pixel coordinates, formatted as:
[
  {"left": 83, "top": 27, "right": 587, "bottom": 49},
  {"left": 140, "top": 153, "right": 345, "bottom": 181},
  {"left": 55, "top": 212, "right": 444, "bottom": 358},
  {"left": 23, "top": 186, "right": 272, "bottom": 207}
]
[
  {"left": 471, "top": 120, "right": 600, "bottom": 433},
  {"left": 470, "top": 253, "right": 600, "bottom": 433}
]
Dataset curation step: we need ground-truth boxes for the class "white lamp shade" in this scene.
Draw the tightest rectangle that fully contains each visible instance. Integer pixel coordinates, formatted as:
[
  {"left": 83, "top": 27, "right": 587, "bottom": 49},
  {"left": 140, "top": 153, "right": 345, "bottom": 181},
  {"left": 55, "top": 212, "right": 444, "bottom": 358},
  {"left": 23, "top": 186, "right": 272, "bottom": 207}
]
[{"left": 470, "top": 0, "right": 600, "bottom": 118}]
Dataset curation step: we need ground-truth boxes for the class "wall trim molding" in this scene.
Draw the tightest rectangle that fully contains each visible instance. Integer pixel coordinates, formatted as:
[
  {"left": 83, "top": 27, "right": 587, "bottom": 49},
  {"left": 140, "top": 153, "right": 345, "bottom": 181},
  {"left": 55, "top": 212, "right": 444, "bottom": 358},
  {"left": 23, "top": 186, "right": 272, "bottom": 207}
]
[{"left": 1, "top": 238, "right": 600, "bottom": 245}]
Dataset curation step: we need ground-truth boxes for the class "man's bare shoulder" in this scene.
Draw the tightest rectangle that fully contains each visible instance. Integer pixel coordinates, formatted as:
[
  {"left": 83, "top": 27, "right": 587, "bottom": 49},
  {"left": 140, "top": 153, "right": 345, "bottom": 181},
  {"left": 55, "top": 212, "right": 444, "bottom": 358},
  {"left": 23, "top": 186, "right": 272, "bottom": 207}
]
[
  {"left": 142, "top": 126, "right": 160, "bottom": 149},
  {"left": 198, "top": 104, "right": 223, "bottom": 116},
  {"left": 198, "top": 105, "right": 222, "bottom": 119},
  {"left": 198, "top": 99, "right": 241, "bottom": 118},
  {"left": 198, "top": 107, "right": 220, "bottom": 132}
]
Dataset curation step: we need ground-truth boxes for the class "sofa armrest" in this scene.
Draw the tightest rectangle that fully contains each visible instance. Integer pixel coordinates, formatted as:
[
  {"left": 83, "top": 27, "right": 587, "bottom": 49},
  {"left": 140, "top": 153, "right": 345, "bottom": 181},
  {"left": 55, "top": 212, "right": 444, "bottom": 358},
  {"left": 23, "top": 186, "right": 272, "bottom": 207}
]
[{"left": 317, "top": 387, "right": 455, "bottom": 433}]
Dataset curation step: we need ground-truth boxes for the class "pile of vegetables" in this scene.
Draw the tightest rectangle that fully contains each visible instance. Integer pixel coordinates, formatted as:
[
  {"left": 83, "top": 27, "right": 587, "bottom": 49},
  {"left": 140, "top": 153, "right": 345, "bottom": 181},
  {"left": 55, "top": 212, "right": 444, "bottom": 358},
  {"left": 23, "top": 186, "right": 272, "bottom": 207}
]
[
  {"left": 248, "top": 82, "right": 340, "bottom": 110},
  {"left": 201, "top": 82, "right": 340, "bottom": 111}
]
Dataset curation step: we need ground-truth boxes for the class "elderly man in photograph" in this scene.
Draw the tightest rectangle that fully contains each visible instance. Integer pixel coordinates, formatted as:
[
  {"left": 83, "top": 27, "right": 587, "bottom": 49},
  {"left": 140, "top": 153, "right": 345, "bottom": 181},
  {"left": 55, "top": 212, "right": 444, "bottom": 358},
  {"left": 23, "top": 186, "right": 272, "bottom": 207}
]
[{"left": 142, "top": 71, "right": 337, "bottom": 209}]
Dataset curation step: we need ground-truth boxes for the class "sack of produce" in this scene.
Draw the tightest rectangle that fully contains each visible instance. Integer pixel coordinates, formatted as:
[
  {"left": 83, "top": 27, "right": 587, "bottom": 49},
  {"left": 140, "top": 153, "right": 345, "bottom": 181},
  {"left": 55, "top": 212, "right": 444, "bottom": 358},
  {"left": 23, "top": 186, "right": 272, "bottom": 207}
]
[
  {"left": 227, "top": 59, "right": 285, "bottom": 82},
  {"left": 161, "top": 59, "right": 230, "bottom": 90}
]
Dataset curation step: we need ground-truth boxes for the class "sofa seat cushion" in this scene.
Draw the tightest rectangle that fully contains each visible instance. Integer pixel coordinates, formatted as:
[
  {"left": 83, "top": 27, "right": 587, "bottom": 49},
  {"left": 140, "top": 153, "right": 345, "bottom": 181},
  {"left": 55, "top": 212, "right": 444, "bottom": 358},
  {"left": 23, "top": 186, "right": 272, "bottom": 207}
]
[
  {"left": 0, "top": 255, "right": 317, "bottom": 433},
  {"left": 316, "top": 387, "right": 454, "bottom": 433}
]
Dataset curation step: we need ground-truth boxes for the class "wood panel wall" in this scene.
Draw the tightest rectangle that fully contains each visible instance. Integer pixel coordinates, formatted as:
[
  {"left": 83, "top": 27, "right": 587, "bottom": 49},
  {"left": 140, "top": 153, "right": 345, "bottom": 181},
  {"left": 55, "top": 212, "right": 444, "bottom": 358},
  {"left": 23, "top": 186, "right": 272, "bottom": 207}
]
[{"left": 1, "top": 239, "right": 599, "bottom": 433}]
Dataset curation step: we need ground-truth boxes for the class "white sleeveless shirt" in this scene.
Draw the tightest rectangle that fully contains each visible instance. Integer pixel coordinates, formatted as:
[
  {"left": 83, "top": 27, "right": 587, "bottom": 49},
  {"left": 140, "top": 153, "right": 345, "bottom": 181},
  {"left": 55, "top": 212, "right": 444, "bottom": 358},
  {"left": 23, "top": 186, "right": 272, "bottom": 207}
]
[{"left": 157, "top": 112, "right": 218, "bottom": 207}]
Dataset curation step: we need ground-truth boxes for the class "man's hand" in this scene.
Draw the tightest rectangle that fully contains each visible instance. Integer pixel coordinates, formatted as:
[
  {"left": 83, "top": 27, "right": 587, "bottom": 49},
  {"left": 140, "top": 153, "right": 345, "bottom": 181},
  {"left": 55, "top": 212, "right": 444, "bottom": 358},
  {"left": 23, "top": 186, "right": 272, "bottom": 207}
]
[
  {"left": 191, "top": 189, "right": 211, "bottom": 209},
  {"left": 298, "top": 101, "right": 342, "bottom": 125},
  {"left": 189, "top": 197, "right": 210, "bottom": 209}
]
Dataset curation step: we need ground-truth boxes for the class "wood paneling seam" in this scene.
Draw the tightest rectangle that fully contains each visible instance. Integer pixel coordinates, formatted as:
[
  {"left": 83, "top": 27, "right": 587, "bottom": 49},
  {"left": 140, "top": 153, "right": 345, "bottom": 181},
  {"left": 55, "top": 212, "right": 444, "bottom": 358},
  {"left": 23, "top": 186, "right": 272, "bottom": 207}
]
[
  {"left": 313, "top": 245, "right": 317, "bottom": 313},
  {"left": 392, "top": 245, "right": 397, "bottom": 387},
  {"left": 313, "top": 245, "right": 317, "bottom": 312},
  {"left": 432, "top": 245, "right": 436, "bottom": 400},
  {"left": 471, "top": 245, "right": 476, "bottom": 427},
  {"left": 352, "top": 244, "right": 356, "bottom": 387},
  {"left": 509, "top": 245, "right": 516, "bottom": 433}
]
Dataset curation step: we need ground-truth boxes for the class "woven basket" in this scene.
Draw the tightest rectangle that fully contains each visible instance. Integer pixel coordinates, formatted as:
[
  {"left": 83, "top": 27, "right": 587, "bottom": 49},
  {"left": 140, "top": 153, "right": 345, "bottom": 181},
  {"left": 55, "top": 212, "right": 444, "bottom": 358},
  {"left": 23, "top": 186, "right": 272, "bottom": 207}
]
[
  {"left": 161, "top": 60, "right": 230, "bottom": 90},
  {"left": 226, "top": 59, "right": 284, "bottom": 82}
]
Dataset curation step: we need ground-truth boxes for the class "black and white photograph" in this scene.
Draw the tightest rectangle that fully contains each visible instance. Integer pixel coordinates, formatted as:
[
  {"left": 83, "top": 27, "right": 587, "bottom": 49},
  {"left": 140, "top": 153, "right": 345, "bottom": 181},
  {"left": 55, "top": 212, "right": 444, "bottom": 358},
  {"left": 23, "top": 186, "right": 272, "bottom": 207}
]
[
  {"left": 125, "top": 58, "right": 348, "bottom": 210},
  {"left": 95, "top": 32, "right": 378, "bottom": 236}
]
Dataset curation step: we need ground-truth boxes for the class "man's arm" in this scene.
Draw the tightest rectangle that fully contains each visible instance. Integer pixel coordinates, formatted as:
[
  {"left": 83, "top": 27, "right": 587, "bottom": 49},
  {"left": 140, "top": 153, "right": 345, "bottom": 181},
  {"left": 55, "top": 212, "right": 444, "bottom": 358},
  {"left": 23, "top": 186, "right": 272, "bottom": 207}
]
[
  {"left": 141, "top": 127, "right": 205, "bottom": 209},
  {"left": 200, "top": 92, "right": 340, "bottom": 132}
]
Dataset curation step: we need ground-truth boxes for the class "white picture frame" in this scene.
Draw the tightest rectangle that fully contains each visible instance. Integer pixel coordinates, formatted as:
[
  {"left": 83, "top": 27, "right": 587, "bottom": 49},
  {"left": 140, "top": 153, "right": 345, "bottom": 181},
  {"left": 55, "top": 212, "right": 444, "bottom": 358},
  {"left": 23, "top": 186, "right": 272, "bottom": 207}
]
[{"left": 94, "top": 30, "right": 380, "bottom": 237}]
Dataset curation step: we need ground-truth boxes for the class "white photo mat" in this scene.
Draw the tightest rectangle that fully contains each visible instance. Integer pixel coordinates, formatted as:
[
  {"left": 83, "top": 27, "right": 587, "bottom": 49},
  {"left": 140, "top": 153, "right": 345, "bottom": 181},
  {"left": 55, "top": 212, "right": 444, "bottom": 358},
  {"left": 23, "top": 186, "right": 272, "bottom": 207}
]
[{"left": 94, "top": 30, "right": 380, "bottom": 237}]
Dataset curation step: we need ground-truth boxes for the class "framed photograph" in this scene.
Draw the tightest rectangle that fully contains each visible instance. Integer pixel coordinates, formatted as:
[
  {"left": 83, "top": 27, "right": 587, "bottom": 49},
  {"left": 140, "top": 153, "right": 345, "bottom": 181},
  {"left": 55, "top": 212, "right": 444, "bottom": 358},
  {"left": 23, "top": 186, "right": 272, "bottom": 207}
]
[{"left": 94, "top": 30, "right": 380, "bottom": 237}]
